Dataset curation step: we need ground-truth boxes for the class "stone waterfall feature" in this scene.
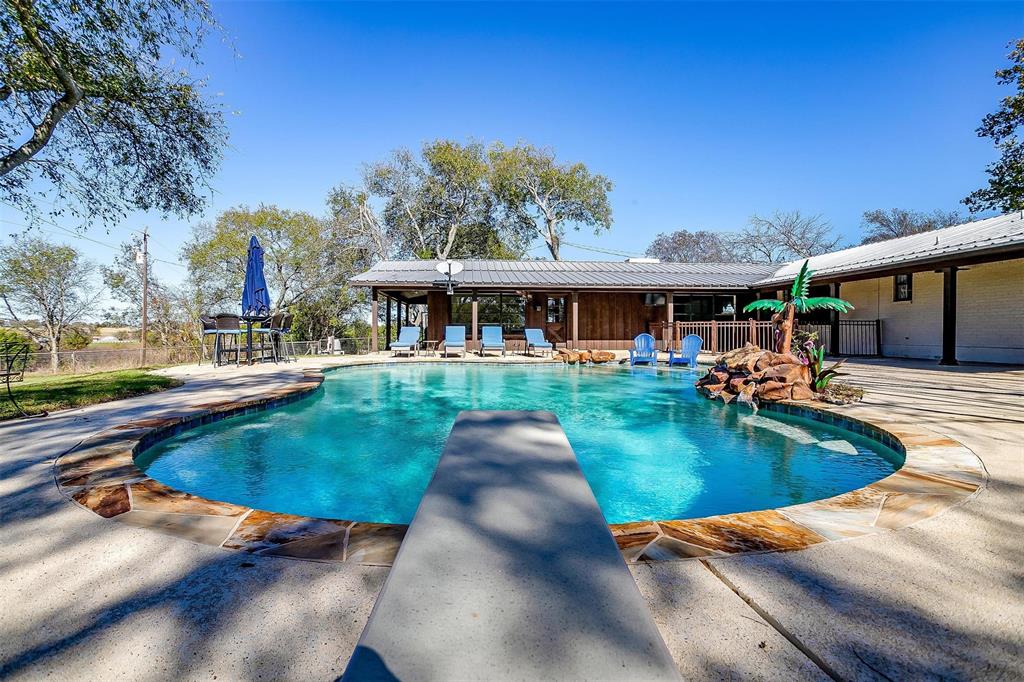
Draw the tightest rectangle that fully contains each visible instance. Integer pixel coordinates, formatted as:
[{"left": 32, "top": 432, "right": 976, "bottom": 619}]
[{"left": 695, "top": 343, "right": 815, "bottom": 403}]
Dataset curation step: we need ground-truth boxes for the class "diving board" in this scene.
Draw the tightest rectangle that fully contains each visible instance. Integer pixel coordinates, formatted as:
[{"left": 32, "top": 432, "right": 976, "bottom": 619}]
[{"left": 343, "top": 410, "right": 680, "bottom": 681}]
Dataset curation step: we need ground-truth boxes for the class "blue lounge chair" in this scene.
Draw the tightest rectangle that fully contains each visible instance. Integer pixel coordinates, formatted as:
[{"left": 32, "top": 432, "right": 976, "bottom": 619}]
[
  {"left": 443, "top": 325, "right": 466, "bottom": 357},
  {"left": 391, "top": 326, "right": 421, "bottom": 357},
  {"left": 628, "top": 333, "right": 658, "bottom": 366},
  {"left": 668, "top": 334, "right": 702, "bottom": 368},
  {"left": 524, "top": 328, "right": 554, "bottom": 356},
  {"left": 480, "top": 326, "right": 506, "bottom": 356}
]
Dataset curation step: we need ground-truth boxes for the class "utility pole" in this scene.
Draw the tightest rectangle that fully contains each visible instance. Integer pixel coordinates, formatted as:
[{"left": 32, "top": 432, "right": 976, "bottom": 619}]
[{"left": 138, "top": 227, "right": 149, "bottom": 366}]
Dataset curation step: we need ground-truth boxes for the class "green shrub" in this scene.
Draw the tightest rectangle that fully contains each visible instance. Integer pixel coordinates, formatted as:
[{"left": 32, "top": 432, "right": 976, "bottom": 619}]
[{"left": 0, "top": 328, "right": 34, "bottom": 375}]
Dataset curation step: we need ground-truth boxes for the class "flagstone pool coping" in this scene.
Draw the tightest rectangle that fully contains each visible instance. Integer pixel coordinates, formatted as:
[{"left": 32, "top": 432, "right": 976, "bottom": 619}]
[{"left": 52, "top": 361, "right": 987, "bottom": 567}]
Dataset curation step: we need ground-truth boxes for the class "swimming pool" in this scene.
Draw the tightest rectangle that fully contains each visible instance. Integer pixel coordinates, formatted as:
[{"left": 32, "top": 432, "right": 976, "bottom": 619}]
[{"left": 137, "top": 364, "right": 903, "bottom": 525}]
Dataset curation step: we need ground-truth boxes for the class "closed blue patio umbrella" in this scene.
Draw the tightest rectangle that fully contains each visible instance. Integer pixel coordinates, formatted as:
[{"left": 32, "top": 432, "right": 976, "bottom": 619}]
[
  {"left": 242, "top": 235, "right": 271, "bottom": 317},
  {"left": 241, "top": 236, "right": 271, "bottom": 363}
]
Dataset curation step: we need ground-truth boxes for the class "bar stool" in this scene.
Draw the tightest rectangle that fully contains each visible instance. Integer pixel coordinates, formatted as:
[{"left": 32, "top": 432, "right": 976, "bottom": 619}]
[
  {"left": 273, "top": 313, "right": 295, "bottom": 361},
  {"left": 213, "top": 314, "right": 243, "bottom": 366},
  {"left": 254, "top": 313, "right": 281, "bottom": 363},
  {"left": 198, "top": 316, "right": 217, "bottom": 365}
]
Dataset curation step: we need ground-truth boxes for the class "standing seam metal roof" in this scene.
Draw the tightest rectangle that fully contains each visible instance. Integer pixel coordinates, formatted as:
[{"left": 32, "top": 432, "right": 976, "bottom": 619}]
[
  {"left": 754, "top": 213, "right": 1024, "bottom": 286},
  {"left": 349, "top": 260, "right": 779, "bottom": 289},
  {"left": 350, "top": 213, "right": 1024, "bottom": 290}
]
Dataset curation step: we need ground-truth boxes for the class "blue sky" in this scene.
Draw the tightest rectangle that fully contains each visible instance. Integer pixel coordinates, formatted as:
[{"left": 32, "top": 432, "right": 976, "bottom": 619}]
[{"left": 3, "top": 1, "right": 1020, "bottom": 291}]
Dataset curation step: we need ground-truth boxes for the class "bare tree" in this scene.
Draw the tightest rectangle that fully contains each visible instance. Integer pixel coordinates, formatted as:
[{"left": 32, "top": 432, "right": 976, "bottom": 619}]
[
  {"left": 736, "top": 211, "right": 840, "bottom": 263},
  {"left": 102, "top": 235, "right": 183, "bottom": 347},
  {"left": 645, "top": 229, "right": 740, "bottom": 262},
  {"left": 860, "top": 208, "right": 964, "bottom": 244},
  {"left": 0, "top": 236, "right": 100, "bottom": 371},
  {"left": 327, "top": 184, "right": 394, "bottom": 265}
]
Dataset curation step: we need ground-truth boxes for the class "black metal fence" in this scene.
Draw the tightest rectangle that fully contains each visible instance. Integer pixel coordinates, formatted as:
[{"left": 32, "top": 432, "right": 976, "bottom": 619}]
[{"left": 799, "top": 320, "right": 881, "bottom": 356}]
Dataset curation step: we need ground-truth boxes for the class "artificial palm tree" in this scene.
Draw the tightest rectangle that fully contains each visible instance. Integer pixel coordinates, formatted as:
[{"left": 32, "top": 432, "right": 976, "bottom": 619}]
[{"left": 743, "top": 260, "right": 854, "bottom": 354}]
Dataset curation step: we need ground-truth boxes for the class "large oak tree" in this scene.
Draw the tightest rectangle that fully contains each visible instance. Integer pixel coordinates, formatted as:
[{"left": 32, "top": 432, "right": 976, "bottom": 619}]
[
  {"left": 489, "top": 142, "right": 612, "bottom": 260},
  {"left": 1, "top": 0, "right": 226, "bottom": 226},
  {"left": 181, "top": 205, "right": 355, "bottom": 314},
  {"left": 357, "top": 140, "right": 531, "bottom": 261},
  {"left": 965, "top": 38, "right": 1024, "bottom": 213}
]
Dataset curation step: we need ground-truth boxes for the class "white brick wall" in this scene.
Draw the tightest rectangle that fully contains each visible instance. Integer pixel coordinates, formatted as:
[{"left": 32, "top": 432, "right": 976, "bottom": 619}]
[
  {"left": 957, "top": 258, "right": 1024, "bottom": 363},
  {"left": 838, "top": 257, "right": 1023, "bottom": 364}
]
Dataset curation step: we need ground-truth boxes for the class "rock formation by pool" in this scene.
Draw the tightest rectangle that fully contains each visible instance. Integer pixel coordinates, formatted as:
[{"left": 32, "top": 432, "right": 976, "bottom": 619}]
[{"left": 696, "top": 343, "right": 815, "bottom": 403}]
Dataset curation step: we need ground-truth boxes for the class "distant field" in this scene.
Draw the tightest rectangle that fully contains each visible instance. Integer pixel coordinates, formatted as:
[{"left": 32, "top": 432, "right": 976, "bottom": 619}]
[
  {"left": 83, "top": 341, "right": 141, "bottom": 350},
  {"left": 1, "top": 369, "right": 183, "bottom": 420}
]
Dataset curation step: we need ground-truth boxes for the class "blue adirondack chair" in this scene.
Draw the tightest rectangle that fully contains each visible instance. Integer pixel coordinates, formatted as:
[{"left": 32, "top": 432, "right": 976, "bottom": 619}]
[
  {"left": 443, "top": 325, "right": 466, "bottom": 357},
  {"left": 629, "top": 333, "right": 658, "bottom": 366},
  {"left": 391, "top": 326, "right": 421, "bottom": 357},
  {"left": 524, "top": 328, "right": 554, "bottom": 356},
  {"left": 668, "top": 334, "right": 702, "bottom": 368},
  {"left": 480, "top": 326, "right": 506, "bottom": 356}
]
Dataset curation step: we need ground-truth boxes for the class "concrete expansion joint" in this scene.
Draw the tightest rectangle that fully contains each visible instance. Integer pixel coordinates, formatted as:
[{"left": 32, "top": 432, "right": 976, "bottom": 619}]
[{"left": 699, "top": 558, "right": 843, "bottom": 682}]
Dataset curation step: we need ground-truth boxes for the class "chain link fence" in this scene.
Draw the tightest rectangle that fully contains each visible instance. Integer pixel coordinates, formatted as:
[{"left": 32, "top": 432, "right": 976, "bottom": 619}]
[{"left": 20, "top": 336, "right": 373, "bottom": 376}]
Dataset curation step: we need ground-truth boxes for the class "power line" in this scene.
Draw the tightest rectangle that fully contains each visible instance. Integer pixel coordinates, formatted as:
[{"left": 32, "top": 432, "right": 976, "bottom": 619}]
[
  {"left": 0, "top": 217, "right": 187, "bottom": 268},
  {"left": 0, "top": 217, "right": 121, "bottom": 250},
  {"left": 560, "top": 239, "right": 646, "bottom": 259}
]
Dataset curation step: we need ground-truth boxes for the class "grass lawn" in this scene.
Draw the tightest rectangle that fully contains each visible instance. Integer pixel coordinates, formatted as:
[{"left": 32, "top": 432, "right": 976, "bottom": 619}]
[{"left": 0, "top": 369, "right": 183, "bottom": 421}]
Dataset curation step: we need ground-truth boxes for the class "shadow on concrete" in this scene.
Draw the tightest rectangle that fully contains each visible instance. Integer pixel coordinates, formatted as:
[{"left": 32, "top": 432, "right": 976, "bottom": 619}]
[{"left": 0, "top": 365, "right": 389, "bottom": 679}]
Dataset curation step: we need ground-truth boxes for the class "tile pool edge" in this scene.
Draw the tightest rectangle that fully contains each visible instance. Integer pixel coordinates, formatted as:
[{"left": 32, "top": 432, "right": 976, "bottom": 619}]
[{"left": 52, "top": 360, "right": 988, "bottom": 566}]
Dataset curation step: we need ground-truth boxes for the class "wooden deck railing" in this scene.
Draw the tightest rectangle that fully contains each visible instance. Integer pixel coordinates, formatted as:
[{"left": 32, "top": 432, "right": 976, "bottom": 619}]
[{"left": 658, "top": 319, "right": 881, "bottom": 356}]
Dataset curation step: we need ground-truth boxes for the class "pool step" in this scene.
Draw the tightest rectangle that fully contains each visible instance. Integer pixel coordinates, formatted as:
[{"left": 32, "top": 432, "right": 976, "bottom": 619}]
[{"left": 342, "top": 410, "right": 681, "bottom": 681}]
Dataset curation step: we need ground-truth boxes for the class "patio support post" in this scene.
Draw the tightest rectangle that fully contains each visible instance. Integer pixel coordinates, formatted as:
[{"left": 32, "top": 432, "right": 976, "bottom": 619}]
[
  {"left": 371, "top": 289, "right": 379, "bottom": 353},
  {"left": 571, "top": 291, "right": 579, "bottom": 350},
  {"left": 665, "top": 293, "right": 674, "bottom": 351},
  {"left": 829, "top": 283, "right": 841, "bottom": 356},
  {"left": 471, "top": 293, "right": 478, "bottom": 351},
  {"left": 385, "top": 295, "right": 392, "bottom": 348},
  {"left": 940, "top": 267, "right": 959, "bottom": 366}
]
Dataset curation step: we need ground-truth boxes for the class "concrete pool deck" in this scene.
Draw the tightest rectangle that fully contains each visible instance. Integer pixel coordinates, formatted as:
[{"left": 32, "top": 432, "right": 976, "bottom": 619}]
[{"left": 0, "top": 355, "right": 1022, "bottom": 679}]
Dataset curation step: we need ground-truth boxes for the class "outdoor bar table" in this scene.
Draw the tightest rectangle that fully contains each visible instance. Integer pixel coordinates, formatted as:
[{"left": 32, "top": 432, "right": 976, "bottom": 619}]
[{"left": 239, "top": 314, "right": 269, "bottom": 365}]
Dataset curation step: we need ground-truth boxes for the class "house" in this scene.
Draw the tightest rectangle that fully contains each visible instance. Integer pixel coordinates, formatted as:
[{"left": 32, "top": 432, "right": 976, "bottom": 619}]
[
  {"left": 754, "top": 212, "right": 1024, "bottom": 365},
  {"left": 351, "top": 213, "right": 1024, "bottom": 365}
]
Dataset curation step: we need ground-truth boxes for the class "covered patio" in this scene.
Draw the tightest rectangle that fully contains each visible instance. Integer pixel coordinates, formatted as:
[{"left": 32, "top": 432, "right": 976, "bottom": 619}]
[{"left": 352, "top": 260, "right": 779, "bottom": 353}]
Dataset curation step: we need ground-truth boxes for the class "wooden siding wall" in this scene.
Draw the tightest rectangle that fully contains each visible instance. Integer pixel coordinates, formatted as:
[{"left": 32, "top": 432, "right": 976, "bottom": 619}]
[
  {"left": 577, "top": 292, "right": 666, "bottom": 348},
  {"left": 525, "top": 293, "right": 547, "bottom": 329},
  {"left": 426, "top": 291, "right": 450, "bottom": 342}
]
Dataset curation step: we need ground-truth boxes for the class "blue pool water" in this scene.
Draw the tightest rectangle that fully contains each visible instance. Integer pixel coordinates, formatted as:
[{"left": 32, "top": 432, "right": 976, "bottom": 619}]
[{"left": 138, "top": 364, "right": 902, "bottom": 524}]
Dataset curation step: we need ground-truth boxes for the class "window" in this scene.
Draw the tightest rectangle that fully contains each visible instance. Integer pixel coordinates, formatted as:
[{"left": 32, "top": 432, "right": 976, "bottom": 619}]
[
  {"left": 546, "top": 297, "right": 565, "bottom": 323},
  {"left": 450, "top": 294, "right": 526, "bottom": 330},
  {"left": 894, "top": 274, "right": 913, "bottom": 302},
  {"left": 450, "top": 296, "right": 474, "bottom": 326},
  {"left": 673, "top": 294, "right": 712, "bottom": 322}
]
